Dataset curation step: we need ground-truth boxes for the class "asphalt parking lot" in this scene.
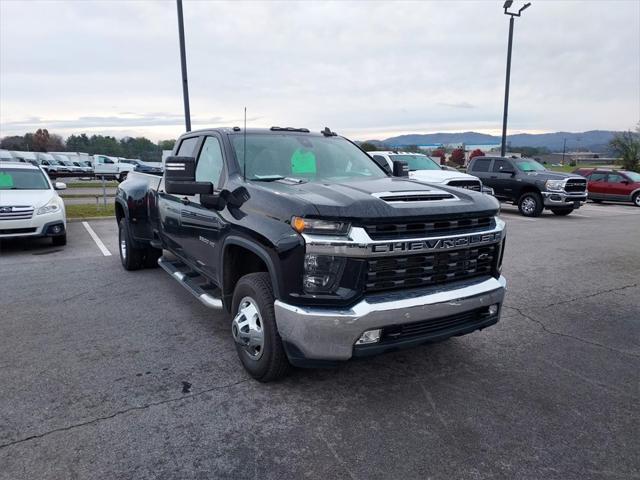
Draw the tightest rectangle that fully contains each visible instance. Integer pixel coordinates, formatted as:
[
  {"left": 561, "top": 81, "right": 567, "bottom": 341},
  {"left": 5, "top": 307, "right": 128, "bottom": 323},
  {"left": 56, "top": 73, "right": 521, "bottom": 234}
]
[{"left": 1, "top": 202, "right": 639, "bottom": 480}]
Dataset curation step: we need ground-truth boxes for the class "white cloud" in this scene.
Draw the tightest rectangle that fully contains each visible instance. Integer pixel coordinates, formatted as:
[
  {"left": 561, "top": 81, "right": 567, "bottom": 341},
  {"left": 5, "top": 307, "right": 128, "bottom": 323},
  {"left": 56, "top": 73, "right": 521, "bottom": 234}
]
[{"left": 1, "top": 0, "right": 638, "bottom": 141}]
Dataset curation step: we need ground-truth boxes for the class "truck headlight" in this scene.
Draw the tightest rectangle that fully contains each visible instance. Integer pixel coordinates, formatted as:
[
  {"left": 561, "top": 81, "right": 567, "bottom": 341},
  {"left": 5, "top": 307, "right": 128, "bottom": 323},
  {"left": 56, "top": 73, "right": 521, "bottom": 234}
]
[
  {"left": 37, "top": 198, "right": 61, "bottom": 215},
  {"left": 545, "top": 180, "right": 565, "bottom": 192},
  {"left": 303, "top": 254, "right": 346, "bottom": 294},
  {"left": 291, "top": 216, "right": 350, "bottom": 235}
]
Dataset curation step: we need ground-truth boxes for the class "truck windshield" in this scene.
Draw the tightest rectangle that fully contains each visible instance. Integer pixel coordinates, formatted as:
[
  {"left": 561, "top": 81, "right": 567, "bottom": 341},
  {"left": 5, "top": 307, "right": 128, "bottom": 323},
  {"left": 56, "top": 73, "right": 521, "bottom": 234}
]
[
  {"left": 514, "top": 158, "right": 546, "bottom": 172},
  {"left": 232, "top": 134, "right": 387, "bottom": 182},
  {"left": 0, "top": 168, "right": 50, "bottom": 190},
  {"left": 390, "top": 154, "right": 440, "bottom": 171}
]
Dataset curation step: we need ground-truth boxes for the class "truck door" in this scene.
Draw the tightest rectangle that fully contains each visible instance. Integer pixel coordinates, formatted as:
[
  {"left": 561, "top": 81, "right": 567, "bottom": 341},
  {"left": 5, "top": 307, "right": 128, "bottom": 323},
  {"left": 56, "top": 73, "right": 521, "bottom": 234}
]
[
  {"left": 469, "top": 157, "right": 493, "bottom": 190},
  {"left": 489, "top": 158, "right": 516, "bottom": 199},
  {"left": 180, "top": 135, "right": 227, "bottom": 279},
  {"left": 157, "top": 136, "right": 201, "bottom": 254}
]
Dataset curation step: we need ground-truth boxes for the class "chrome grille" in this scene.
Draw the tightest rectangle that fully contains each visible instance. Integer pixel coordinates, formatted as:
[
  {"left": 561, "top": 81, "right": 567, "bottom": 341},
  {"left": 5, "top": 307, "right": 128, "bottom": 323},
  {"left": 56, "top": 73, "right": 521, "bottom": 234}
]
[
  {"left": 364, "top": 216, "right": 494, "bottom": 240},
  {"left": 0, "top": 206, "right": 34, "bottom": 220},
  {"left": 447, "top": 179, "right": 482, "bottom": 191},
  {"left": 365, "top": 244, "right": 497, "bottom": 293},
  {"left": 565, "top": 179, "right": 587, "bottom": 193}
]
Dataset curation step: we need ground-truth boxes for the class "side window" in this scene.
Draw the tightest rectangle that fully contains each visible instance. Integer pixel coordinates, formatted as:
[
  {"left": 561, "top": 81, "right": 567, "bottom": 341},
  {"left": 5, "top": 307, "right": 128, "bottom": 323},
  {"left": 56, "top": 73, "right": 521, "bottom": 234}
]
[
  {"left": 196, "top": 137, "right": 224, "bottom": 187},
  {"left": 590, "top": 172, "right": 607, "bottom": 182},
  {"left": 492, "top": 159, "right": 511, "bottom": 173},
  {"left": 607, "top": 173, "right": 624, "bottom": 183},
  {"left": 177, "top": 137, "right": 198, "bottom": 157},
  {"left": 104, "top": 158, "right": 114, "bottom": 164},
  {"left": 471, "top": 158, "right": 491, "bottom": 172}
]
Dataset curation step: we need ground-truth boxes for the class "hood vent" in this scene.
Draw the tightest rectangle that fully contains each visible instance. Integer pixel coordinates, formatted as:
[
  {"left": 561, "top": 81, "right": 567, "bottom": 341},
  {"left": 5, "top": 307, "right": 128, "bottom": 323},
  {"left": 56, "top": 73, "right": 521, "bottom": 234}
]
[{"left": 373, "top": 190, "right": 456, "bottom": 203}]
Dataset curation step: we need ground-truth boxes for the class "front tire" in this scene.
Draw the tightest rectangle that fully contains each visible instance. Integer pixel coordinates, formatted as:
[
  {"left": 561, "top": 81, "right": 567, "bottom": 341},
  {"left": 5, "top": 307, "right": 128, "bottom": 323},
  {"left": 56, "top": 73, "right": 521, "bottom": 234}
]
[
  {"left": 551, "top": 208, "right": 574, "bottom": 216},
  {"left": 231, "top": 272, "right": 290, "bottom": 382},
  {"left": 633, "top": 192, "right": 640, "bottom": 207},
  {"left": 518, "top": 192, "right": 543, "bottom": 217}
]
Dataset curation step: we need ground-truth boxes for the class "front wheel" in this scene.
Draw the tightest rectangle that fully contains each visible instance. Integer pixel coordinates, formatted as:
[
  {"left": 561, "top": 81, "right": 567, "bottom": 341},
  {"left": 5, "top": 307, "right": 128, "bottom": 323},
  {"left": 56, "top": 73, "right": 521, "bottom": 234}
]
[
  {"left": 551, "top": 208, "right": 574, "bottom": 216},
  {"left": 231, "top": 272, "right": 290, "bottom": 382},
  {"left": 633, "top": 192, "right": 640, "bottom": 207},
  {"left": 518, "top": 192, "right": 543, "bottom": 217}
]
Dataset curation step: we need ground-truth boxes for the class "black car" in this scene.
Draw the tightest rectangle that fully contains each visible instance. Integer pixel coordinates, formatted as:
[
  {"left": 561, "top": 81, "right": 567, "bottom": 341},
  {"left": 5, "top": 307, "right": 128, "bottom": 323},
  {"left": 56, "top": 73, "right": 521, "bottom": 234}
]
[
  {"left": 116, "top": 127, "right": 507, "bottom": 381},
  {"left": 467, "top": 156, "right": 587, "bottom": 217}
]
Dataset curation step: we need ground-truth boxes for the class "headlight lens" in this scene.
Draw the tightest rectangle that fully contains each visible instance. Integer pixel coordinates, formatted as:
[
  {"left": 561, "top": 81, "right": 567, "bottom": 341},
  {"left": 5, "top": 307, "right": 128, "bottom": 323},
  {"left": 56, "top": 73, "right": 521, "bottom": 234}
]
[
  {"left": 545, "top": 180, "right": 565, "bottom": 192},
  {"left": 37, "top": 198, "right": 61, "bottom": 215},
  {"left": 291, "top": 216, "right": 350, "bottom": 235},
  {"left": 303, "top": 254, "right": 346, "bottom": 294}
]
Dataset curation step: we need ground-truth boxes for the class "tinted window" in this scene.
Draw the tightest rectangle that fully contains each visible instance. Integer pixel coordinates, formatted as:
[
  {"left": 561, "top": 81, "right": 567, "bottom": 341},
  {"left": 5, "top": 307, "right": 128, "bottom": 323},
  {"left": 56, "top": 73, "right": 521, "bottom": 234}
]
[
  {"left": 390, "top": 154, "right": 440, "bottom": 171},
  {"left": 514, "top": 158, "right": 546, "bottom": 172},
  {"left": 196, "top": 137, "right": 224, "bottom": 186},
  {"left": 607, "top": 173, "right": 625, "bottom": 183},
  {"left": 177, "top": 137, "right": 199, "bottom": 157},
  {"left": 471, "top": 158, "right": 491, "bottom": 172},
  {"left": 590, "top": 172, "right": 607, "bottom": 182},
  {"left": 492, "top": 159, "right": 512, "bottom": 173}
]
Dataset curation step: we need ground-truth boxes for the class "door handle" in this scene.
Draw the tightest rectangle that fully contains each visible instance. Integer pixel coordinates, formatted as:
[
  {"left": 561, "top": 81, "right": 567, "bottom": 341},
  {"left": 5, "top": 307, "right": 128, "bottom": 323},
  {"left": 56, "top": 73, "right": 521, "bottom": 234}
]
[{"left": 181, "top": 197, "right": 190, "bottom": 205}]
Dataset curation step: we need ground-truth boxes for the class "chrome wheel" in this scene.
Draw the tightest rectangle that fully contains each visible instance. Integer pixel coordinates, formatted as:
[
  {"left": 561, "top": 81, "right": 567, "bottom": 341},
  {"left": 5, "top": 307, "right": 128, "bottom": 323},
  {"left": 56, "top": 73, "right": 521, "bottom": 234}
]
[
  {"left": 521, "top": 197, "right": 536, "bottom": 215},
  {"left": 232, "top": 296, "right": 264, "bottom": 360},
  {"left": 120, "top": 238, "right": 127, "bottom": 260},
  {"left": 634, "top": 194, "right": 640, "bottom": 207}
]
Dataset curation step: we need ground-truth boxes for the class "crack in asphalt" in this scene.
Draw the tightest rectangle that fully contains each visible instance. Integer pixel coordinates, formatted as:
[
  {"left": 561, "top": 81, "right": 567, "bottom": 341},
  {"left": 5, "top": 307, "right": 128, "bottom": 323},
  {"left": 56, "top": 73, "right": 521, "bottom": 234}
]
[
  {"left": 0, "top": 378, "right": 250, "bottom": 450},
  {"left": 531, "top": 283, "right": 638, "bottom": 310},
  {"left": 505, "top": 304, "right": 640, "bottom": 359}
]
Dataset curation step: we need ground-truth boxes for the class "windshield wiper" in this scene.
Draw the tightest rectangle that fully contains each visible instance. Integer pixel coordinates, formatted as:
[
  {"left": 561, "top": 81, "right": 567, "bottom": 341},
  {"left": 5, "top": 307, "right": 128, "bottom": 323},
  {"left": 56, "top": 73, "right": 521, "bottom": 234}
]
[{"left": 251, "top": 176, "right": 307, "bottom": 184}]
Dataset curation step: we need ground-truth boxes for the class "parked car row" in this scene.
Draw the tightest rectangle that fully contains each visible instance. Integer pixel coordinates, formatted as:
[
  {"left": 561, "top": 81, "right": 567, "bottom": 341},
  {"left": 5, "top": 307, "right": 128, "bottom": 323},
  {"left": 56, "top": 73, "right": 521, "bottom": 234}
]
[{"left": 0, "top": 149, "right": 163, "bottom": 181}]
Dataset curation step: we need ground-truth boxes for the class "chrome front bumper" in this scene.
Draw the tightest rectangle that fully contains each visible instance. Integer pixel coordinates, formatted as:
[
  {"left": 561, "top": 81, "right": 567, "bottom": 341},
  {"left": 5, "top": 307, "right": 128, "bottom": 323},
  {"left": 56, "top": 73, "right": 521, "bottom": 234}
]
[
  {"left": 275, "top": 275, "right": 506, "bottom": 361},
  {"left": 541, "top": 191, "right": 587, "bottom": 207}
]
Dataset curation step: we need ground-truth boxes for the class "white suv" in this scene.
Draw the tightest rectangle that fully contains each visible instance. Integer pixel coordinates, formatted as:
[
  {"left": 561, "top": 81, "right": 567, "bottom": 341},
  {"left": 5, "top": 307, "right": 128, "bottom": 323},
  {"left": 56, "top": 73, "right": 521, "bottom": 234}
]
[
  {"left": 0, "top": 162, "right": 67, "bottom": 245},
  {"left": 370, "top": 151, "right": 489, "bottom": 193}
]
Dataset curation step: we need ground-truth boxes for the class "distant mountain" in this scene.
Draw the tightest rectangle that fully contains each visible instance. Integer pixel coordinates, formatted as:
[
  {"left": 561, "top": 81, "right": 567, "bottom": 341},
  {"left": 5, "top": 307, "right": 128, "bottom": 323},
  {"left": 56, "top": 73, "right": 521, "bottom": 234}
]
[{"left": 364, "top": 130, "right": 619, "bottom": 153}]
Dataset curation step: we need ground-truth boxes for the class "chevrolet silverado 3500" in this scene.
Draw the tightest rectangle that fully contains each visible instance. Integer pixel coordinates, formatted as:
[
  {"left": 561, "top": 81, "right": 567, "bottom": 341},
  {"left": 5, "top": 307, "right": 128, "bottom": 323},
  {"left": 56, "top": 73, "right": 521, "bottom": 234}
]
[{"left": 116, "top": 127, "right": 506, "bottom": 381}]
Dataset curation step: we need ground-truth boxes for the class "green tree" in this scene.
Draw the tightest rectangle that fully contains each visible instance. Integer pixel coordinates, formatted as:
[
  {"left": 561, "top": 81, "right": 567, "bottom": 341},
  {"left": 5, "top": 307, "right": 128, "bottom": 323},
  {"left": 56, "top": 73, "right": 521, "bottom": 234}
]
[
  {"left": 33, "top": 128, "right": 50, "bottom": 152},
  {"left": 359, "top": 142, "right": 379, "bottom": 152},
  {"left": 158, "top": 139, "right": 176, "bottom": 151},
  {"left": 609, "top": 127, "right": 640, "bottom": 172}
]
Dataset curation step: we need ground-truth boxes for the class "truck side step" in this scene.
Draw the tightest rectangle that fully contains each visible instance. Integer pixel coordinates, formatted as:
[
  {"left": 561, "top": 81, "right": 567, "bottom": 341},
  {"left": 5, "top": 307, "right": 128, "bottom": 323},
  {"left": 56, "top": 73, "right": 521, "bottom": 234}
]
[{"left": 158, "top": 257, "right": 223, "bottom": 309}]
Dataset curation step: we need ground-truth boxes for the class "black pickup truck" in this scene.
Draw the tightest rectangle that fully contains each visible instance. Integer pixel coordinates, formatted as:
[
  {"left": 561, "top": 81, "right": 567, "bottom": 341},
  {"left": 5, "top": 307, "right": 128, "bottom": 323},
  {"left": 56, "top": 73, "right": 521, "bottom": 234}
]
[
  {"left": 467, "top": 156, "right": 588, "bottom": 217},
  {"left": 116, "top": 127, "right": 507, "bottom": 381}
]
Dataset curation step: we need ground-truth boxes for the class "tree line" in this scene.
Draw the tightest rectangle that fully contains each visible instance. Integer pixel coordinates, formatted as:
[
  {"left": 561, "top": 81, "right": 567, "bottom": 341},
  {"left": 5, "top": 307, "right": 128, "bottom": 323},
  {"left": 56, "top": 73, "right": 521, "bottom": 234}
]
[{"left": 0, "top": 129, "right": 176, "bottom": 162}]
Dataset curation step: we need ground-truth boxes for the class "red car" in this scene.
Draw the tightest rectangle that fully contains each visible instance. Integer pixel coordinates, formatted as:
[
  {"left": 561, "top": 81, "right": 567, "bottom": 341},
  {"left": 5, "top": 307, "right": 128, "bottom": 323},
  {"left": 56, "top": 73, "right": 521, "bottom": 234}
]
[{"left": 583, "top": 169, "right": 640, "bottom": 207}]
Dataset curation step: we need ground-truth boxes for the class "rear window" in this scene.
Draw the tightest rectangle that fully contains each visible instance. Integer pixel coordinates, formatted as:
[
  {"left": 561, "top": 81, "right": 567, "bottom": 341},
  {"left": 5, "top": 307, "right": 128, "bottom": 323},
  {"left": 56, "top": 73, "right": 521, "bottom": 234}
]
[
  {"left": 471, "top": 158, "right": 491, "bottom": 172},
  {"left": 0, "top": 168, "right": 50, "bottom": 190}
]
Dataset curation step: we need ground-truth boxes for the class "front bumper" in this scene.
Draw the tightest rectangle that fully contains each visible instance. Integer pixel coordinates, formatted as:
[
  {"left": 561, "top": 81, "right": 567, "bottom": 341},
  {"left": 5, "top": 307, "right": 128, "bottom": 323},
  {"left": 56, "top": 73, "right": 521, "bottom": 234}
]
[
  {"left": 0, "top": 212, "right": 66, "bottom": 239},
  {"left": 275, "top": 275, "right": 506, "bottom": 364},
  {"left": 541, "top": 191, "right": 587, "bottom": 207}
]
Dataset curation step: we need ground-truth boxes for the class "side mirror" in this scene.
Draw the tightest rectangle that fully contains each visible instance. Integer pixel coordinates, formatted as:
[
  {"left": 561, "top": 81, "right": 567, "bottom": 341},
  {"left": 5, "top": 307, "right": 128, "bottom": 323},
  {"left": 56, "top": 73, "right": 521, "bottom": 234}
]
[
  {"left": 621, "top": 180, "right": 630, "bottom": 185},
  {"left": 392, "top": 160, "right": 409, "bottom": 177},
  {"left": 54, "top": 182, "right": 67, "bottom": 190},
  {"left": 165, "top": 156, "right": 213, "bottom": 195}
]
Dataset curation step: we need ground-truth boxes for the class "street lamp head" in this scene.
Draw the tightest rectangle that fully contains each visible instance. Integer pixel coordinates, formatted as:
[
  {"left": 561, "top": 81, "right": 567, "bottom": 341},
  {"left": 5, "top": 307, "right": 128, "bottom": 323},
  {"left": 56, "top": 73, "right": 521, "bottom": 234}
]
[
  {"left": 519, "top": 2, "right": 531, "bottom": 13},
  {"left": 503, "top": 0, "right": 513, "bottom": 8}
]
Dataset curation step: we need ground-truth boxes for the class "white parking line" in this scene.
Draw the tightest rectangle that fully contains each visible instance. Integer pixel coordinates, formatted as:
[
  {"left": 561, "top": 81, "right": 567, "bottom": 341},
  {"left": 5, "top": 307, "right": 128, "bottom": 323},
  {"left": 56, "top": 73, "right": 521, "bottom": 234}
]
[{"left": 82, "top": 221, "right": 112, "bottom": 256}]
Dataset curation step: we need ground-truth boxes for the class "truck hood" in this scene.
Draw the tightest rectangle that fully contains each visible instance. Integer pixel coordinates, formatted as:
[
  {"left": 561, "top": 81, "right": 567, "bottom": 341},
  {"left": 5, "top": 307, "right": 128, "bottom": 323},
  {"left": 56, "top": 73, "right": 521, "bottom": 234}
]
[
  {"left": 409, "top": 170, "right": 479, "bottom": 183},
  {"left": 523, "top": 170, "right": 583, "bottom": 181},
  {"left": 252, "top": 177, "right": 499, "bottom": 220},
  {"left": 0, "top": 189, "right": 56, "bottom": 208}
]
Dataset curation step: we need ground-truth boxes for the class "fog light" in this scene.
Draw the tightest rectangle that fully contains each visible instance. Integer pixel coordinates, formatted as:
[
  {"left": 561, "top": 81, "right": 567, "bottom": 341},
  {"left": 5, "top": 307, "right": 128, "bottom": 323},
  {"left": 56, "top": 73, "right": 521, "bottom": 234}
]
[
  {"left": 355, "top": 329, "right": 381, "bottom": 345},
  {"left": 51, "top": 225, "right": 62, "bottom": 234},
  {"left": 488, "top": 304, "right": 499, "bottom": 316}
]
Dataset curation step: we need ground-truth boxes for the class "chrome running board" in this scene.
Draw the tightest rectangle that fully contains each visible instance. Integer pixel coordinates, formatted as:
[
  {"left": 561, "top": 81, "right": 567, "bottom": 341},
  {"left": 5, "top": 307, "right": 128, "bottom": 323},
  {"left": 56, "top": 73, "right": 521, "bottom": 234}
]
[{"left": 158, "top": 257, "right": 223, "bottom": 309}]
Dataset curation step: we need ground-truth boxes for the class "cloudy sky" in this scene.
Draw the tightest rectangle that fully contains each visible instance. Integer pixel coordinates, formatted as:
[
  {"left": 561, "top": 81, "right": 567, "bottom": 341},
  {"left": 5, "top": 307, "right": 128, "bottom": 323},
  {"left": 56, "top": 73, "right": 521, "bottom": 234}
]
[{"left": 1, "top": 0, "right": 638, "bottom": 142}]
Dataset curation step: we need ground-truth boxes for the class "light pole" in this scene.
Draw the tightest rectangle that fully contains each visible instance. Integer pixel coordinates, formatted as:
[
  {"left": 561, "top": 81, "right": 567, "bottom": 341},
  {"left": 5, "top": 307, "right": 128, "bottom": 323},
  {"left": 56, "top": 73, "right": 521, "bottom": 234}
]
[
  {"left": 176, "top": 0, "right": 191, "bottom": 132},
  {"left": 500, "top": 1, "right": 531, "bottom": 157}
]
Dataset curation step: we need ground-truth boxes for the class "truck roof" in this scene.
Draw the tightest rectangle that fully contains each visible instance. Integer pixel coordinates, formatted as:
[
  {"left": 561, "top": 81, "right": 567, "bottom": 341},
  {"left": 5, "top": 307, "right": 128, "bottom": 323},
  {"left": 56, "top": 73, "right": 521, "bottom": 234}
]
[{"left": 180, "top": 126, "right": 336, "bottom": 138}]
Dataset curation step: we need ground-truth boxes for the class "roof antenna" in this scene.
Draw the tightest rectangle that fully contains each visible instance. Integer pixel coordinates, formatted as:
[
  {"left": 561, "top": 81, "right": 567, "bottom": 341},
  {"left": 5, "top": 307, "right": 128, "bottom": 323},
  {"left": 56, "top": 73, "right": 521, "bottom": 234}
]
[{"left": 243, "top": 107, "right": 247, "bottom": 181}]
